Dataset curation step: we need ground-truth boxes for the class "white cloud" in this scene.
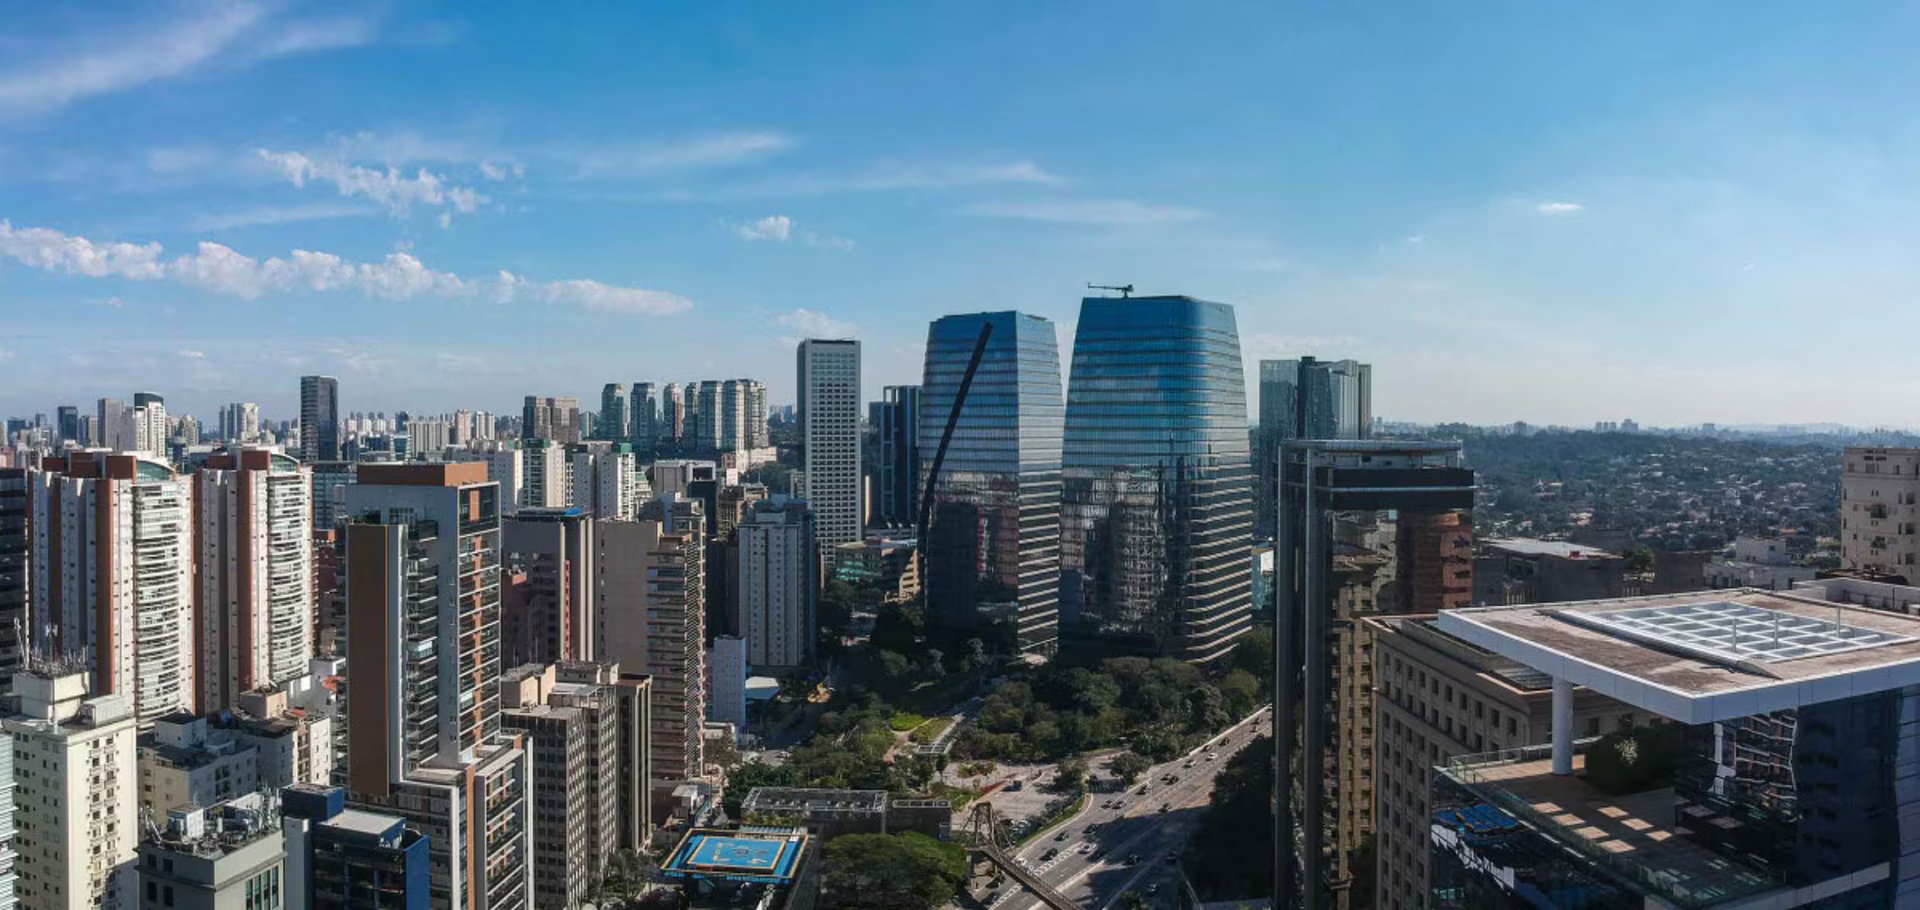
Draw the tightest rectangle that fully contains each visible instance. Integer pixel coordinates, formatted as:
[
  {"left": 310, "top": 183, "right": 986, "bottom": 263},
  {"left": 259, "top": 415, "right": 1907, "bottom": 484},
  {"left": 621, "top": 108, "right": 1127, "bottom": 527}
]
[
  {"left": 189, "top": 201, "right": 378, "bottom": 232},
  {"left": 1536, "top": 201, "right": 1584, "bottom": 215},
  {"left": 804, "top": 232, "right": 856, "bottom": 252},
  {"left": 0, "top": 5, "right": 378, "bottom": 116},
  {"left": 257, "top": 149, "right": 487, "bottom": 221},
  {"left": 775, "top": 308, "right": 858, "bottom": 345},
  {"left": 0, "top": 218, "right": 692, "bottom": 315},
  {"left": 717, "top": 160, "right": 1058, "bottom": 199},
  {"left": 964, "top": 198, "right": 1202, "bottom": 225},
  {"left": 569, "top": 131, "right": 795, "bottom": 178},
  {"left": 735, "top": 215, "right": 793, "bottom": 243},
  {"left": 177, "top": 348, "right": 205, "bottom": 359}
]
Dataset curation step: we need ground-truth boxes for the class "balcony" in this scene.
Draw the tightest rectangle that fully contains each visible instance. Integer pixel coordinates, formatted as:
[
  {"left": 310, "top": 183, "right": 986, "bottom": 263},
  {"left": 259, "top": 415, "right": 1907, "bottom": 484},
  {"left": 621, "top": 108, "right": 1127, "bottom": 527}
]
[{"left": 1438, "top": 744, "right": 1779, "bottom": 908}]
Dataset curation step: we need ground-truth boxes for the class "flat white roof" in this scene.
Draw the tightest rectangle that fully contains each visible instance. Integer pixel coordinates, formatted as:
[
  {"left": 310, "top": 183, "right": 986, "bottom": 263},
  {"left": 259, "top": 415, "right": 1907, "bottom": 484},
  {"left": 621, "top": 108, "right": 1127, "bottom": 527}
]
[{"left": 1437, "top": 589, "right": 1920, "bottom": 723}]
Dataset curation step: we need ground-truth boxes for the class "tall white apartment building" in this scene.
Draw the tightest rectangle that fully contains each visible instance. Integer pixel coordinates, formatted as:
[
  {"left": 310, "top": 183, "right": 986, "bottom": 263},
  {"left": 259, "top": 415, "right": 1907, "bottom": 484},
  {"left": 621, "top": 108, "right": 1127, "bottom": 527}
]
[
  {"left": 220, "top": 403, "right": 261, "bottom": 444},
  {"left": 28, "top": 452, "right": 194, "bottom": 725},
  {"left": 736, "top": 497, "right": 817, "bottom": 673},
  {"left": 1841, "top": 446, "right": 1920, "bottom": 577},
  {"left": 6, "top": 670, "right": 137, "bottom": 910},
  {"left": 796, "top": 339, "right": 863, "bottom": 554},
  {"left": 571, "top": 446, "right": 639, "bottom": 520},
  {"left": 522, "top": 439, "right": 570, "bottom": 510},
  {"left": 193, "top": 448, "right": 314, "bottom": 712},
  {"left": 482, "top": 447, "right": 524, "bottom": 511}
]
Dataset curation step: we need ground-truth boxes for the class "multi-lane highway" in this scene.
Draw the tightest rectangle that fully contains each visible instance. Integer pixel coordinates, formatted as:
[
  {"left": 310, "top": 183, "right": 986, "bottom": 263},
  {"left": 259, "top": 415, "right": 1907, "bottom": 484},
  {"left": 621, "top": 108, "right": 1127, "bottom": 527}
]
[{"left": 981, "top": 706, "right": 1271, "bottom": 910}]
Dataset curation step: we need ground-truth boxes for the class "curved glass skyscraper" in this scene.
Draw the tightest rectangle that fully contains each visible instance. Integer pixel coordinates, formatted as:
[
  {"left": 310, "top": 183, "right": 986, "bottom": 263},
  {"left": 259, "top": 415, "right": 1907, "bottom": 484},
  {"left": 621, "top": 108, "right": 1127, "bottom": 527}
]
[
  {"left": 1060, "top": 295, "right": 1254, "bottom": 662},
  {"left": 918, "top": 311, "right": 1064, "bottom": 654}
]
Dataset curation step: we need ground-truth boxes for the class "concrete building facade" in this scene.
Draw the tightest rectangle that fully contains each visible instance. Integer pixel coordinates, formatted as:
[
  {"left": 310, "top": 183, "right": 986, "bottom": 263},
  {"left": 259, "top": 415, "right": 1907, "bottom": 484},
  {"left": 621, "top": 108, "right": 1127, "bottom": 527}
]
[
  {"left": 1841, "top": 445, "right": 1920, "bottom": 579},
  {"left": 7, "top": 671, "right": 138, "bottom": 910},
  {"left": 796, "top": 340, "right": 863, "bottom": 556},
  {"left": 194, "top": 449, "right": 313, "bottom": 712},
  {"left": 28, "top": 451, "right": 195, "bottom": 725}
]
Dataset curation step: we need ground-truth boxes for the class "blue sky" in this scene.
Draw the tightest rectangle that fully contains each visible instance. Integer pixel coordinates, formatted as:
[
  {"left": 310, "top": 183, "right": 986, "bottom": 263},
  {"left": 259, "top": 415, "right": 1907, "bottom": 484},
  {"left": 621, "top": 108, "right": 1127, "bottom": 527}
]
[{"left": 3, "top": 2, "right": 1918, "bottom": 427}]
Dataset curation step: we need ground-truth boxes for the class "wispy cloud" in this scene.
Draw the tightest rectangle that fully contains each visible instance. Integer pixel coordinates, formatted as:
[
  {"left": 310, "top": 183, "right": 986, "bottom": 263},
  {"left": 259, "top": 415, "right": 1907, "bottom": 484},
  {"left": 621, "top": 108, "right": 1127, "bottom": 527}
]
[
  {"left": 734, "top": 215, "right": 793, "bottom": 243},
  {"left": 775, "top": 308, "right": 858, "bottom": 346},
  {"left": 0, "top": 4, "right": 379, "bottom": 117},
  {"left": 567, "top": 131, "right": 795, "bottom": 179},
  {"left": 189, "top": 201, "right": 378, "bottom": 232},
  {"left": 730, "top": 215, "right": 855, "bottom": 251},
  {"left": 804, "top": 231, "right": 856, "bottom": 252},
  {"left": 716, "top": 160, "right": 1057, "bottom": 199},
  {"left": 1535, "top": 201, "right": 1584, "bottom": 215},
  {"left": 0, "top": 218, "right": 692, "bottom": 315},
  {"left": 964, "top": 197, "right": 1202, "bottom": 225},
  {"left": 257, "top": 149, "right": 488, "bottom": 222}
]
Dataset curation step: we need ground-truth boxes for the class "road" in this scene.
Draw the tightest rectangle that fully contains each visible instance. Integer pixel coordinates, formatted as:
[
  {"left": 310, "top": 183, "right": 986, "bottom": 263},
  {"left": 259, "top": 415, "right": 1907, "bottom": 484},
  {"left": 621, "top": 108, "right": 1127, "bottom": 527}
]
[{"left": 980, "top": 706, "right": 1272, "bottom": 910}]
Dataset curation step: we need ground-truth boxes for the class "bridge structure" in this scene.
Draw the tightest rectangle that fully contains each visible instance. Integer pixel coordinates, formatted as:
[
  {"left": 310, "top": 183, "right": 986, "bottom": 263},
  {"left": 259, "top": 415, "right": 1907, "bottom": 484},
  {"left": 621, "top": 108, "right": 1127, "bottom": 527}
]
[{"left": 960, "top": 802, "right": 1081, "bottom": 909}]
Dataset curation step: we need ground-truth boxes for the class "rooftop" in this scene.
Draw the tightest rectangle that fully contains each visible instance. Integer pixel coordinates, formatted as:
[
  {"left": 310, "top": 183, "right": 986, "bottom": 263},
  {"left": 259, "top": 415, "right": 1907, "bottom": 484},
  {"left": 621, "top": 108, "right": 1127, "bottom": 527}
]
[
  {"left": 1441, "top": 748, "right": 1778, "bottom": 908},
  {"left": 1484, "top": 537, "right": 1620, "bottom": 559},
  {"left": 742, "top": 788, "right": 887, "bottom": 813},
  {"left": 663, "top": 826, "right": 811, "bottom": 886},
  {"left": 323, "top": 808, "right": 404, "bottom": 838},
  {"left": 1437, "top": 589, "right": 1920, "bottom": 723}
]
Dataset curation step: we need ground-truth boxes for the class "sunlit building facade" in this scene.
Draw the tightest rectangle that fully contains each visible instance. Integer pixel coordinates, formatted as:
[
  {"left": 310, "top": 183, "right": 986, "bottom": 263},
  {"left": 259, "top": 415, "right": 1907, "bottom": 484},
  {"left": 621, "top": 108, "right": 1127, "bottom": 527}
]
[
  {"left": 917, "top": 311, "right": 1064, "bottom": 654},
  {"left": 1059, "top": 295, "right": 1253, "bottom": 663}
]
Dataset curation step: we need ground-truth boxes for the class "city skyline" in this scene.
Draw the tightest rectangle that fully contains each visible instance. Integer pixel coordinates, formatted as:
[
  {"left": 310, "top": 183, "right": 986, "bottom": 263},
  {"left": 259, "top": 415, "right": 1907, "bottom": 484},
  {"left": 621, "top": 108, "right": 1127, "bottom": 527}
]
[{"left": 7, "top": 4, "right": 1920, "bottom": 426}]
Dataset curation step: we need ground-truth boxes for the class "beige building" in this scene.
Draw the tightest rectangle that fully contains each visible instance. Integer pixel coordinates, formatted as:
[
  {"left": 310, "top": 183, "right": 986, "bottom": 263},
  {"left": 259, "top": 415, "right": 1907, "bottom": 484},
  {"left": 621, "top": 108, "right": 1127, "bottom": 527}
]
[
  {"left": 28, "top": 451, "right": 196, "bottom": 726},
  {"left": 1841, "top": 446, "right": 1920, "bottom": 577},
  {"left": 193, "top": 447, "right": 314, "bottom": 713},
  {"left": 7, "top": 670, "right": 139, "bottom": 910},
  {"left": 1367, "top": 616, "right": 1633, "bottom": 910},
  {"left": 597, "top": 499, "right": 705, "bottom": 784},
  {"left": 501, "top": 662, "right": 631, "bottom": 909}
]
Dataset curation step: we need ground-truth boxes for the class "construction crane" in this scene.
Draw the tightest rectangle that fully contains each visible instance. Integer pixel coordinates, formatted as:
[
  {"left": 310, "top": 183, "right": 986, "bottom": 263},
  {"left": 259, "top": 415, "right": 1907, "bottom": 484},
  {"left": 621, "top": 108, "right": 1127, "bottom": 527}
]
[{"left": 1086, "top": 282, "right": 1133, "bottom": 298}]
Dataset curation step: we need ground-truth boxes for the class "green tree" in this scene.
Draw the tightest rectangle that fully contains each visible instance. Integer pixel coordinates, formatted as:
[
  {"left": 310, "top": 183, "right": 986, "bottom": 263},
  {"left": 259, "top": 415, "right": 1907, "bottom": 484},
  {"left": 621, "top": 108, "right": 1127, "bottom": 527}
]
[
  {"left": 1187, "top": 735, "right": 1274, "bottom": 900},
  {"left": 1055, "top": 756, "right": 1089, "bottom": 793},
  {"left": 1106, "top": 751, "right": 1152, "bottom": 786},
  {"left": 1220, "top": 669, "right": 1262, "bottom": 719},
  {"left": 723, "top": 760, "right": 805, "bottom": 817},
  {"left": 820, "top": 832, "right": 969, "bottom": 910},
  {"left": 1118, "top": 894, "right": 1151, "bottom": 910}
]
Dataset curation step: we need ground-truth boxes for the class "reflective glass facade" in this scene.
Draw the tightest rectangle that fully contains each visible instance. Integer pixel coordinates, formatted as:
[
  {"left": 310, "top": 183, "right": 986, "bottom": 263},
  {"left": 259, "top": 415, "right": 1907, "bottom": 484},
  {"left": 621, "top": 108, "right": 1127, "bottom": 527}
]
[
  {"left": 918, "top": 311, "right": 1063, "bottom": 654},
  {"left": 1060, "top": 295, "right": 1254, "bottom": 662},
  {"left": 1431, "top": 686, "right": 1920, "bottom": 909}
]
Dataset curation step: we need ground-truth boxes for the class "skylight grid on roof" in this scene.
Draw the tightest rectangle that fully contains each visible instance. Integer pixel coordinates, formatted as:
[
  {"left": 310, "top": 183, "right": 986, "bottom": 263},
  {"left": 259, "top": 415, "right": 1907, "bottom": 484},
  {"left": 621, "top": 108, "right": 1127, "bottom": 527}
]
[{"left": 1562, "top": 601, "right": 1914, "bottom": 666}]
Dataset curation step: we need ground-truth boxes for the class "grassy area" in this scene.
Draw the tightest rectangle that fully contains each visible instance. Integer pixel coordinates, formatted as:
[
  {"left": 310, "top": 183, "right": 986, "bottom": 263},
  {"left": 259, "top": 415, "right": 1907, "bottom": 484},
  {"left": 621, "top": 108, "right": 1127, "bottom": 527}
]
[
  {"left": 889, "top": 711, "right": 930, "bottom": 732},
  {"left": 909, "top": 716, "right": 955, "bottom": 744}
]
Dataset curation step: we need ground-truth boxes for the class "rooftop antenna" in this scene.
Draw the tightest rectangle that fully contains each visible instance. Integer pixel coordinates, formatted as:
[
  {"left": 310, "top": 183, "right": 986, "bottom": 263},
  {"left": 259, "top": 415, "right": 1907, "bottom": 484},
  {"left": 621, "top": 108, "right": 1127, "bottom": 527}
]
[{"left": 1087, "top": 283, "right": 1134, "bottom": 298}]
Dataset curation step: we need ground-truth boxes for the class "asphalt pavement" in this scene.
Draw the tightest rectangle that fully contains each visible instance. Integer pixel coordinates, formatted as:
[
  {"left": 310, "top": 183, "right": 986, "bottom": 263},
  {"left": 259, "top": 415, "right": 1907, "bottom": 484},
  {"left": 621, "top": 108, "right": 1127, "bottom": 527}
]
[{"left": 978, "top": 705, "right": 1272, "bottom": 910}]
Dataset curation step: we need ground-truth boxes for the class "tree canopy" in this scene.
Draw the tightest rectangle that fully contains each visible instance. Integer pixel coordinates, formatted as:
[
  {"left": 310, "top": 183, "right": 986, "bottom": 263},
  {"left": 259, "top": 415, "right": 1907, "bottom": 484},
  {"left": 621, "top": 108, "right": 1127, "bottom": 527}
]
[{"left": 820, "top": 832, "right": 969, "bottom": 910}]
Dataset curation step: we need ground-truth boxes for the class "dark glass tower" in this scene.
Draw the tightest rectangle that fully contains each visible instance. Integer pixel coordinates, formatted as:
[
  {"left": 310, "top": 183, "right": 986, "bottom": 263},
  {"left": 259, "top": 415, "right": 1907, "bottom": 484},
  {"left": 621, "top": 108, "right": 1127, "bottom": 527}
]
[
  {"left": 877, "top": 385, "right": 921, "bottom": 528},
  {"left": 1060, "top": 295, "right": 1253, "bottom": 663},
  {"left": 918, "top": 311, "right": 1064, "bottom": 654}
]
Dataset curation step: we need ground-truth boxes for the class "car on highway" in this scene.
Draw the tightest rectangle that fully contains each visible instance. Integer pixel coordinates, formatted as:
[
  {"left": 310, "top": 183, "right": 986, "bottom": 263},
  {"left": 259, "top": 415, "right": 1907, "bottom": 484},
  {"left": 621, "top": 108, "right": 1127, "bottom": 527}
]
[
  {"left": 1166, "top": 850, "right": 1180, "bottom": 863},
  {"left": 1124, "top": 853, "right": 1141, "bottom": 865},
  {"left": 1137, "top": 785, "right": 1150, "bottom": 795},
  {"left": 1054, "top": 830, "right": 1069, "bottom": 841},
  {"left": 1160, "top": 802, "right": 1171, "bottom": 812},
  {"left": 1042, "top": 848, "right": 1059, "bottom": 860},
  {"left": 1205, "top": 752, "right": 1218, "bottom": 761},
  {"left": 1078, "top": 842, "right": 1093, "bottom": 854},
  {"left": 1146, "top": 883, "right": 1162, "bottom": 896},
  {"left": 1183, "top": 759, "right": 1195, "bottom": 768}
]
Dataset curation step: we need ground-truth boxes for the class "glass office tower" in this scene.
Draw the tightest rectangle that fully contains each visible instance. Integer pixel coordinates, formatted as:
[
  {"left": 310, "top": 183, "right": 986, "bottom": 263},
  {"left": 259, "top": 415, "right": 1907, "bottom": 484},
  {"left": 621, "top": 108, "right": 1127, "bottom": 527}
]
[
  {"left": 1060, "top": 295, "right": 1254, "bottom": 663},
  {"left": 917, "top": 311, "right": 1064, "bottom": 654}
]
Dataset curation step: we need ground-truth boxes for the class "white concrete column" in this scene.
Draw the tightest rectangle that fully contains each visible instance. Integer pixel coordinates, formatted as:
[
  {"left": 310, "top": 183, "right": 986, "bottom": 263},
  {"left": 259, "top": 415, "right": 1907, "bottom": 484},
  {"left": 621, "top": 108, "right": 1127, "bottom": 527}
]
[{"left": 1551, "top": 676, "right": 1574, "bottom": 776}]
